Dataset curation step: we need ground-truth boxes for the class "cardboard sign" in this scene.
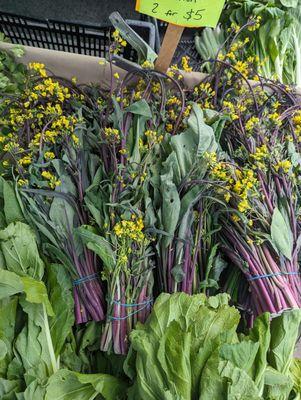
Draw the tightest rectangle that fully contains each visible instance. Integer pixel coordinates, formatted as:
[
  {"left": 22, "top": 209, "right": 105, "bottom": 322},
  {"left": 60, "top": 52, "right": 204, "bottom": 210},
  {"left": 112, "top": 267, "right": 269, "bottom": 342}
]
[{"left": 136, "top": 0, "right": 225, "bottom": 28}]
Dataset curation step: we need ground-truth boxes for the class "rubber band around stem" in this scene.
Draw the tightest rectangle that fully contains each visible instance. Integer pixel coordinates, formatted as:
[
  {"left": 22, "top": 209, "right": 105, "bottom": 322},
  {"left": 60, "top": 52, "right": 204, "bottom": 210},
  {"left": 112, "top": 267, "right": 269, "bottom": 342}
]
[
  {"left": 109, "top": 299, "right": 153, "bottom": 321},
  {"left": 248, "top": 271, "right": 300, "bottom": 282},
  {"left": 73, "top": 273, "right": 99, "bottom": 286}
]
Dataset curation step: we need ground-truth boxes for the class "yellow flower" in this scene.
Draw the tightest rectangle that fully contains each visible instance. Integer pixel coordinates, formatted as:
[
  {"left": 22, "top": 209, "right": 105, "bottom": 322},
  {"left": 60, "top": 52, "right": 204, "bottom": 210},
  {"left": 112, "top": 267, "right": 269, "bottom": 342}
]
[
  {"left": 72, "top": 134, "right": 79, "bottom": 145},
  {"left": 17, "top": 179, "right": 28, "bottom": 186},
  {"left": 114, "top": 72, "right": 120, "bottom": 79},
  {"left": 245, "top": 116, "right": 260, "bottom": 131},
  {"left": 41, "top": 170, "right": 54, "bottom": 180},
  {"left": 18, "top": 156, "right": 32, "bottom": 166},
  {"left": 238, "top": 199, "right": 250, "bottom": 213},
  {"left": 181, "top": 56, "right": 192, "bottom": 72},
  {"left": 231, "top": 214, "right": 240, "bottom": 223},
  {"left": 114, "top": 217, "right": 145, "bottom": 243},
  {"left": 44, "top": 151, "right": 55, "bottom": 160},
  {"left": 274, "top": 160, "right": 292, "bottom": 173},
  {"left": 224, "top": 192, "right": 231, "bottom": 202}
]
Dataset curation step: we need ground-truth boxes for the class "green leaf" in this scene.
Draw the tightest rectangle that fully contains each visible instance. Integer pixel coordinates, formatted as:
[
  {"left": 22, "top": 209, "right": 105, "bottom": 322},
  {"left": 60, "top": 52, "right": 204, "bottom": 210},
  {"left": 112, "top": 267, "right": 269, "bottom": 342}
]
[
  {"left": 188, "top": 103, "right": 218, "bottom": 156},
  {"left": 218, "top": 360, "right": 261, "bottom": 399},
  {"left": 157, "top": 321, "right": 192, "bottom": 399},
  {"left": 0, "top": 378, "right": 22, "bottom": 399},
  {"left": 45, "top": 369, "right": 127, "bottom": 400},
  {"left": 220, "top": 340, "right": 260, "bottom": 375},
  {"left": 248, "top": 313, "right": 271, "bottom": 390},
  {"left": 268, "top": 309, "right": 301, "bottom": 374},
  {"left": 0, "top": 269, "right": 53, "bottom": 315},
  {"left": 160, "top": 172, "right": 180, "bottom": 248},
  {"left": 270, "top": 206, "right": 293, "bottom": 260},
  {"left": 47, "top": 264, "right": 74, "bottom": 357},
  {"left": 1, "top": 179, "right": 24, "bottom": 225},
  {"left": 290, "top": 358, "right": 301, "bottom": 394},
  {"left": 279, "top": 0, "right": 298, "bottom": 7},
  {"left": 21, "top": 277, "right": 54, "bottom": 317},
  {"left": 76, "top": 227, "right": 116, "bottom": 270},
  {"left": 0, "top": 269, "right": 23, "bottom": 299},
  {"left": 0, "top": 222, "right": 44, "bottom": 280},
  {"left": 263, "top": 366, "right": 293, "bottom": 398},
  {"left": 125, "top": 100, "right": 152, "bottom": 118}
]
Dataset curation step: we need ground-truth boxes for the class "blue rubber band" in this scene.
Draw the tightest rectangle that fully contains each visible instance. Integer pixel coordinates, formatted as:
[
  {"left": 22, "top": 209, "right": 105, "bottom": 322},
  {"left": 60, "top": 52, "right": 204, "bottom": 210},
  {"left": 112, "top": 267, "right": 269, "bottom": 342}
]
[
  {"left": 113, "top": 299, "right": 153, "bottom": 308},
  {"left": 109, "top": 300, "right": 153, "bottom": 321},
  {"left": 248, "top": 271, "right": 300, "bottom": 282},
  {"left": 73, "top": 273, "right": 99, "bottom": 286}
]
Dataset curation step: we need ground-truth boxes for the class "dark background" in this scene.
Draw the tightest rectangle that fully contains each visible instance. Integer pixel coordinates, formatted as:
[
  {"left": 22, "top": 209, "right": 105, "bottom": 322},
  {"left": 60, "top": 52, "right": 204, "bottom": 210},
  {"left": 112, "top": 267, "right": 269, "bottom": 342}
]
[{"left": 0, "top": 0, "right": 140, "bottom": 24}]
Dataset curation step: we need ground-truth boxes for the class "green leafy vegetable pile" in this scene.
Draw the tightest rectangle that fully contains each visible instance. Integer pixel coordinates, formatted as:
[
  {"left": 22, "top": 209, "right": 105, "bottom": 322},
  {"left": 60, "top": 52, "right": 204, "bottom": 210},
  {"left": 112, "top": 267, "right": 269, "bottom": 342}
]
[{"left": 0, "top": 30, "right": 300, "bottom": 400}]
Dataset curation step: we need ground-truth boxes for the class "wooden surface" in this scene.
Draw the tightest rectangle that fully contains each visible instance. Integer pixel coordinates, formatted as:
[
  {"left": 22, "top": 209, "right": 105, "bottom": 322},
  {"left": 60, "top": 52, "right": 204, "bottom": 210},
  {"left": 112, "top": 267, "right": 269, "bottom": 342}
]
[{"left": 155, "top": 24, "right": 184, "bottom": 73}]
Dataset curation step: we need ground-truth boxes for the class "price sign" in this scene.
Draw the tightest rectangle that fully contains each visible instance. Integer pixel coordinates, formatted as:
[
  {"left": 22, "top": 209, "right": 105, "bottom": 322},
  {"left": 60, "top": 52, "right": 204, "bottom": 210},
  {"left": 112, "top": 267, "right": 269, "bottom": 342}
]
[{"left": 136, "top": 0, "right": 225, "bottom": 28}]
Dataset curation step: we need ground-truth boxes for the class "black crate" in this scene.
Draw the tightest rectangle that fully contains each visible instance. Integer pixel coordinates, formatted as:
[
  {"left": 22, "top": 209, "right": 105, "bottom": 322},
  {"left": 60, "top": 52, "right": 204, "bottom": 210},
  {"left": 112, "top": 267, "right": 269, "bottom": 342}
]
[{"left": 0, "top": 11, "right": 148, "bottom": 61}]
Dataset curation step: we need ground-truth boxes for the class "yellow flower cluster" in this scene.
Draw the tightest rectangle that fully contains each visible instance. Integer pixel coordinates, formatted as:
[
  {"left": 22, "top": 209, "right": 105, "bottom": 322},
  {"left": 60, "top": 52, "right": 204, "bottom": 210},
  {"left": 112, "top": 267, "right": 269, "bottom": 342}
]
[
  {"left": 234, "top": 60, "right": 249, "bottom": 78},
  {"left": 250, "top": 144, "right": 269, "bottom": 169},
  {"left": 145, "top": 130, "right": 164, "bottom": 145},
  {"left": 293, "top": 111, "right": 301, "bottom": 141},
  {"left": 44, "top": 151, "right": 55, "bottom": 160},
  {"left": 111, "top": 30, "right": 127, "bottom": 54},
  {"left": 208, "top": 154, "right": 258, "bottom": 214},
  {"left": 104, "top": 127, "right": 120, "bottom": 142},
  {"left": 274, "top": 160, "right": 292, "bottom": 174},
  {"left": 181, "top": 56, "right": 192, "bottom": 72},
  {"left": 248, "top": 16, "right": 262, "bottom": 32},
  {"left": 114, "top": 216, "right": 145, "bottom": 243},
  {"left": 268, "top": 112, "right": 281, "bottom": 126},
  {"left": 41, "top": 170, "right": 61, "bottom": 189},
  {"left": 33, "top": 78, "right": 71, "bottom": 102},
  {"left": 194, "top": 82, "right": 215, "bottom": 109},
  {"left": 28, "top": 62, "right": 47, "bottom": 77},
  {"left": 0, "top": 63, "right": 79, "bottom": 189},
  {"left": 245, "top": 116, "right": 260, "bottom": 131},
  {"left": 141, "top": 60, "right": 154, "bottom": 70}
]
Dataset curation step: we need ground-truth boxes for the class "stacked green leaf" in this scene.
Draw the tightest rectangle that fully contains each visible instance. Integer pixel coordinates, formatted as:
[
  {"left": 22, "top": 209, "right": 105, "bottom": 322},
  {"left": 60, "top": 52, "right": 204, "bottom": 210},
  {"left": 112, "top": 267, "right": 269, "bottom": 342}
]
[{"left": 125, "top": 292, "right": 301, "bottom": 400}]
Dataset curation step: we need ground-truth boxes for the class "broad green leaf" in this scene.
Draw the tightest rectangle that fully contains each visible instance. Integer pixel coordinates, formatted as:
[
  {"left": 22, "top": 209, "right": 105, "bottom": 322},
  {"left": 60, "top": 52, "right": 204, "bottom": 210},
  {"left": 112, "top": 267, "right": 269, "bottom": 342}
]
[
  {"left": 47, "top": 264, "right": 74, "bottom": 356},
  {"left": 1, "top": 179, "right": 24, "bottom": 225},
  {"left": 0, "top": 270, "right": 53, "bottom": 315},
  {"left": 160, "top": 172, "right": 180, "bottom": 248},
  {"left": 279, "top": 0, "right": 298, "bottom": 7},
  {"left": 218, "top": 360, "right": 261, "bottom": 399},
  {"left": 23, "top": 379, "right": 46, "bottom": 400},
  {"left": 0, "top": 298, "right": 18, "bottom": 376},
  {"left": 220, "top": 340, "right": 260, "bottom": 375},
  {"left": 0, "top": 269, "right": 23, "bottom": 299},
  {"left": 45, "top": 369, "right": 127, "bottom": 400},
  {"left": 0, "top": 339, "right": 7, "bottom": 360},
  {"left": 0, "top": 377, "right": 22, "bottom": 399},
  {"left": 76, "top": 227, "right": 116, "bottom": 270},
  {"left": 157, "top": 321, "right": 192, "bottom": 399},
  {"left": 21, "top": 277, "right": 54, "bottom": 317},
  {"left": 248, "top": 313, "right": 271, "bottom": 390},
  {"left": 125, "top": 100, "right": 152, "bottom": 118},
  {"left": 0, "top": 222, "right": 44, "bottom": 280},
  {"left": 270, "top": 207, "right": 293, "bottom": 260},
  {"left": 188, "top": 103, "right": 217, "bottom": 156},
  {"left": 290, "top": 358, "right": 301, "bottom": 395},
  {"left": 263, "top": 366, "right": 293, "bottom": 399},
  {"left": 268, "top": 309, "right": 301, "bottom": 374}
]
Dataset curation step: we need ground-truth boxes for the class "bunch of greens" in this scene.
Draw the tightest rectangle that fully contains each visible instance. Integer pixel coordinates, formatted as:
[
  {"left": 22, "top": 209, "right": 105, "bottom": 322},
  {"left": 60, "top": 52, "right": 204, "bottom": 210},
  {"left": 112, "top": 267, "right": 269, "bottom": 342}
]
[
  {"left": 0, "top": 45, "right": 26, "bottom": 95},
  {"left": 196, "top": 0, "right": 301, "bottom": 86},
  {"left": 125, "top": 292, "right": 301, "bottom": 400},
  {"left": 0, "top": 184, "right": 126, "bottom": 399},
  {"left": 0, "top": 61, "right": 105, "bottom": 323},
  {"left": 192, "top": 33, "right": 301, "bottom": 317}
]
